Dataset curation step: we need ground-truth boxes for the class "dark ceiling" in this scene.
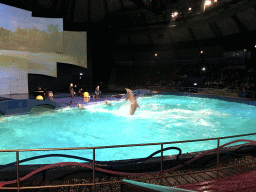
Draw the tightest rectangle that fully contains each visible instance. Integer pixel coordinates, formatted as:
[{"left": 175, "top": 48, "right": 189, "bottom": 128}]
[
  {"left": 1, "top": 0, "right": 256, "bottom": 85},
  {"left": 1, "top": 0, "right": 256, "bottom": 51},
  {"left": 0, "top": 0, "right": 191, "bottom": 29}
]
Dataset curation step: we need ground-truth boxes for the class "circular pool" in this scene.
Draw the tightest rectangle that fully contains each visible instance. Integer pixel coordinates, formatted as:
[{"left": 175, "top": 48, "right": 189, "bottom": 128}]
[{"left": 1, "top": 94, "right": 256, "bottom": 164}]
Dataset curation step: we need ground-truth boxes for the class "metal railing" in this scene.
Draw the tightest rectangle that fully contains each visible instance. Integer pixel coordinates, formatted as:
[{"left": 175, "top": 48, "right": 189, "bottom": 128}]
[{"left": 0, "top": 132, "right": 256, "bottom": 191}]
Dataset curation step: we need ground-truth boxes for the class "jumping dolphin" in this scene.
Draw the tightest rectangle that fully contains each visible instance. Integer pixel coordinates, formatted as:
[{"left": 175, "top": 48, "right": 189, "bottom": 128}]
[{"left": 125, "top": 88, "right": 140, "bottom": 115}]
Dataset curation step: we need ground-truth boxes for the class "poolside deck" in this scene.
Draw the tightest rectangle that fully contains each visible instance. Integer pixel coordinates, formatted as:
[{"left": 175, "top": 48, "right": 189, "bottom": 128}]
[{"left": 2, "top": 154, "right": 256, "bottom": 191}]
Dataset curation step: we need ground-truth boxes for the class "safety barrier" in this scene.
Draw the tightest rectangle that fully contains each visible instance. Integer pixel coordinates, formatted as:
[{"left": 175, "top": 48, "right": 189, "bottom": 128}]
[{"left": 0, "top": 132, "right": 256, "bottom": 191}]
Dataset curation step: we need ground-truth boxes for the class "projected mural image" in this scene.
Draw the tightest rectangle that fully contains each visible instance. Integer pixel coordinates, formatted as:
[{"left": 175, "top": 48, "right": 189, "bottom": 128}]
[
  {"left": 0, "top": 3, "right": 87, "bottom": 78},
  {"left": 0, "top": 24, "right": 62, "bottom": 53}
]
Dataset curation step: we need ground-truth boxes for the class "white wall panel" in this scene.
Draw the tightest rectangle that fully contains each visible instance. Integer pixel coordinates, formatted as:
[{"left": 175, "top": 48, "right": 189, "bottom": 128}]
[
  {"left": 9, "top": 72, "right": 28, "bottom": 94},
  {"left": 0, "top": 77, "right": 10, "bottom": 95}
]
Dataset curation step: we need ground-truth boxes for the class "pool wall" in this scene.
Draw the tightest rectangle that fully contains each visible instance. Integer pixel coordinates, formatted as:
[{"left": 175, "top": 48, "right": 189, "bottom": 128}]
[
  {"left": 1, "top": 92, "right": 255, "bottom": 116},
  {"left": 0, "top": 99, "right": 67, "bottom": 116},
  {"left": 158, "top": 92, "right": 256, "bottom": 106}
]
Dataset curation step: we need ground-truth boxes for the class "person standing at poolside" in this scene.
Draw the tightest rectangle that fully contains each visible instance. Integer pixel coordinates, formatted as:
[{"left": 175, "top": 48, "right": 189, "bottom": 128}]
[
  {"left": 78, "top": 88, "right": 83, "bottom": 97},
  {"left": 42, "top": 87, "right": 48, "bottom": 100},
  {"left": 95, "top": 85, "right": 101, "bottom": 100},
  {"left": 69, "top": 83, "right": 77, "bottom": 105},
  {"left": 125, "top": 88, "right": 140, "bottom": 115}
]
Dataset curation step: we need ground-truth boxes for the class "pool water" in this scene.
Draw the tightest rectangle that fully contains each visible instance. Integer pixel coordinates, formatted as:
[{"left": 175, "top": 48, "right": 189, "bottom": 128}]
[{"left": 1, "top": 95, "right": 256, "bottom": 164}]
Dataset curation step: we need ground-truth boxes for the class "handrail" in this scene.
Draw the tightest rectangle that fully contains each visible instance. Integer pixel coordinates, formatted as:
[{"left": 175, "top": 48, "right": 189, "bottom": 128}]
[
  {"left": 0, "top": 133, "right": 256, "bottom": 191},
  {"left": 0, "top": 138, "right": 256, "bottom": 191},
  {"left": 0, "top": 132, "right": 256, "bottom": 152}
]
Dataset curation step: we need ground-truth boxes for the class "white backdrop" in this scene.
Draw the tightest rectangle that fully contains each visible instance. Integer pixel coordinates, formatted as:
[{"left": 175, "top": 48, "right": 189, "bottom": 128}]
[{"left": 0, "top": 67, "right": 28, "bottom": 97}]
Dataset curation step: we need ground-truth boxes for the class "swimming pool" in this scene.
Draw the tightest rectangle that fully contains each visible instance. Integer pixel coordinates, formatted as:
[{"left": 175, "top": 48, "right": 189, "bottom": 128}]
[{"left": 1, "top": 94, "right": 256, "bottom": 164}]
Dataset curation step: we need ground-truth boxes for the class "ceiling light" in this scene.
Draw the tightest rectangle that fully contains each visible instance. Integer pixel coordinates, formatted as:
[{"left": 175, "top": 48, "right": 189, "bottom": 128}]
[
  {"left": 205, "top": 0, "right": 211, "bottom": 6},
  {"left": 172, "top": 12, "right": 178, "bottom": 17}
]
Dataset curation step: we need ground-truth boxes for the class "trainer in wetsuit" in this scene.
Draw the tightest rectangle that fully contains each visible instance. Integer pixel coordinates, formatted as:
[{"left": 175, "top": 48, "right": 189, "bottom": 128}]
[
  {"left": 125, "top": 88, "right": 140, "bottom": 115},
  {"left": 95, "top": 85, "right": 101, "bottom": 100},
  {"left": 78, "top": 88, "right": 83, "bottom": 97},
  {"left": 69, "top": 83, "right": 77, "bottom": 105}
]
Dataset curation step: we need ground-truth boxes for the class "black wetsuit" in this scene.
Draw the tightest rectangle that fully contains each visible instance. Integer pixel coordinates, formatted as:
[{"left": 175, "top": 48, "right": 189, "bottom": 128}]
[{"left": 69, "top": 86, "right": 75, "bottom": 104}]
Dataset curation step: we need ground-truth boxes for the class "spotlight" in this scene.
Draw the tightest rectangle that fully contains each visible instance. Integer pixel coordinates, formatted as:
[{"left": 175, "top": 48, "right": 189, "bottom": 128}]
[
  {"left": 202, "top": 67, "right": 206, "bottom": 71},
  {"left": 155, "top": 53, "right": 158, "bottom": 56},
  {"left": 200, "top": 50, "right": 203, "bottom": 54},
  {"left": 205, "top": 0, "right": 211, "bottom": 6},
  {"left": 174, "top": 12, "right": 178, "bottom": 16},
  {"left": 80, "top": 73, "right": 83, "bottom": 75},
  {"left": 204, "top": 0, "right": 211, "bottom": 11},
  {"left": 172, "top": 12, "right": 179, "bottom": 18}
]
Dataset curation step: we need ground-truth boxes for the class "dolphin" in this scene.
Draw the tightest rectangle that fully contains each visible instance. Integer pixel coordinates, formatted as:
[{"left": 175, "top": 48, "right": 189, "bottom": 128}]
[{"left": 125, "top": 88, "right": 140, "bottom": 115}]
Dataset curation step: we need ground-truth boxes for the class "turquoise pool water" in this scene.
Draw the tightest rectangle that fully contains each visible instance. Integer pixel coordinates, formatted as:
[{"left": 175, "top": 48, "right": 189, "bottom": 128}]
[{"left": 1, "top": 95, "right": 256, "bottom": 164}]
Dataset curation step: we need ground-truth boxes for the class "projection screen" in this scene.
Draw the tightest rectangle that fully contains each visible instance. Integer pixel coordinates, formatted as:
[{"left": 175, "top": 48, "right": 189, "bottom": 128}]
[
  {"left": 0, "top": 3, "right": 87, "bottom": 78},
  {"left": 0, "top": 3, "right": 87, "bottom": 97}
]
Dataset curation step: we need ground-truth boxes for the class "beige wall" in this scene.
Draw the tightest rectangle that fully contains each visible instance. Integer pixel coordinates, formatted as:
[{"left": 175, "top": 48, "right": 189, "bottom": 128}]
[
  {"left": 62, "top": 31, "right": 87, "bottom": 68},
  {"left": 0, "top": 31, "right": 87, "bottom": 78},
  {"left": 0, "top": 56, "right": 28, "bottom": 95}
]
